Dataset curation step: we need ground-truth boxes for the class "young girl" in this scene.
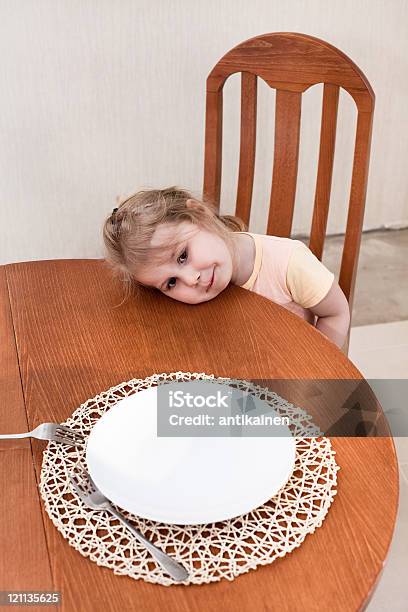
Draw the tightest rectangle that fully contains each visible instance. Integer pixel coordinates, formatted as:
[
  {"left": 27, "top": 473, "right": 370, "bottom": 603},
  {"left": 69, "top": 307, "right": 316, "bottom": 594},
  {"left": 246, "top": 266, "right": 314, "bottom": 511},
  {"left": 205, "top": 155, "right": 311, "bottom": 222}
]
[{"left": 102, "top": 186, "right": 350, "bottom": 350}]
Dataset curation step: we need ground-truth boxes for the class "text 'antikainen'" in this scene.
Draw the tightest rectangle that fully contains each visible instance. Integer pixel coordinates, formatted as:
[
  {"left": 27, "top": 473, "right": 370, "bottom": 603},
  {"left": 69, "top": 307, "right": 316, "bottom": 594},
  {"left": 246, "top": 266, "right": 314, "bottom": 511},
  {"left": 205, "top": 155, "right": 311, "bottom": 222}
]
[{"left": 168, "top": 414, "right": 290, "bottom": 427}]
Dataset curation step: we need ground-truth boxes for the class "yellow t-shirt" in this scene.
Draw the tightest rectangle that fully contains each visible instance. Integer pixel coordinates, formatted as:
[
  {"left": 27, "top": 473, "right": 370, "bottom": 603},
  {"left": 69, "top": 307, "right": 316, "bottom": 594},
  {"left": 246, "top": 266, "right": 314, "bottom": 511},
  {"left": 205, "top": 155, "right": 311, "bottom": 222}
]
[{"left": 238, "top": 232, "right": 334, "bottom": 321}]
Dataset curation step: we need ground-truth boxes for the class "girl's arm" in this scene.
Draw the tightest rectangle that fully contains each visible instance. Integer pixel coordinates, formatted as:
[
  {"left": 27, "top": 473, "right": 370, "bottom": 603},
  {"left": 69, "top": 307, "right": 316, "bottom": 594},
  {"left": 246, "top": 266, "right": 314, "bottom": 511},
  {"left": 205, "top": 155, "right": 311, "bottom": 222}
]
[{"left": 308, "top": 280, "right": 351, "bottom": 350}]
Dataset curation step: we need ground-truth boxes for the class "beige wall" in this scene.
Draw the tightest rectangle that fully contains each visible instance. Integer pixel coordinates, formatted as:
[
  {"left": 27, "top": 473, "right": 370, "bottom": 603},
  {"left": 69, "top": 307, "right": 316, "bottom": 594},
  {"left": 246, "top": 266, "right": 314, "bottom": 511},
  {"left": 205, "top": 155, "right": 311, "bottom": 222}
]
[{"left": 1, "top": 0, "right": 407, "bottom": 265}]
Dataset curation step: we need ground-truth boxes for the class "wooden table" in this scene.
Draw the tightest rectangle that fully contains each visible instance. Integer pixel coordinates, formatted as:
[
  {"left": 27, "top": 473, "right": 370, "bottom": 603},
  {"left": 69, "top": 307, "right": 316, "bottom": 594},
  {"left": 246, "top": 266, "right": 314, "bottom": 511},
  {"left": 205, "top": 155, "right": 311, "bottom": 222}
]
[{"left": 0, "top": 260, "right": 399, "bottom": 612}]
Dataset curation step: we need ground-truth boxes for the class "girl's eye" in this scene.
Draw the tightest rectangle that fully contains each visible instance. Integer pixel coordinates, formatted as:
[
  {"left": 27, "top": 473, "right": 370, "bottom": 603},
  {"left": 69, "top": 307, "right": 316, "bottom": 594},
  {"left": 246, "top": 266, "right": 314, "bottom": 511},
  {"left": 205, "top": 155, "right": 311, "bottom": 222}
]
[
  {"left": 166, "top": 248, "right": 188, "bottom": 291},
  {"left": 177, "top": 248, "right": 188, "bottom": 264}
]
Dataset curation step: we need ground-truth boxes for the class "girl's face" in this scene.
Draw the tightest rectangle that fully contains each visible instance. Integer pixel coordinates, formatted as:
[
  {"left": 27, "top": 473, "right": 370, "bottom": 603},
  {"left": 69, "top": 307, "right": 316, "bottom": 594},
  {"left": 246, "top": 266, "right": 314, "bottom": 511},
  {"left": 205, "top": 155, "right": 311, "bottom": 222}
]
[{"left": 134, "top": 221, "right": 234, "bottom": 304}]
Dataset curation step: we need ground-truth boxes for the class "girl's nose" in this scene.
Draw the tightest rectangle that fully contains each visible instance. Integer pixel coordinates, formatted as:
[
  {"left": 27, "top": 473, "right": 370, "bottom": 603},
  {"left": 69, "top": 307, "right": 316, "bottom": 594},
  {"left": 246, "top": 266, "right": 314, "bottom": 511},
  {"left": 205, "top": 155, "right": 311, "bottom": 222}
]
[{"left": 182, "top": 268, "right": 201, "bottom": 287}]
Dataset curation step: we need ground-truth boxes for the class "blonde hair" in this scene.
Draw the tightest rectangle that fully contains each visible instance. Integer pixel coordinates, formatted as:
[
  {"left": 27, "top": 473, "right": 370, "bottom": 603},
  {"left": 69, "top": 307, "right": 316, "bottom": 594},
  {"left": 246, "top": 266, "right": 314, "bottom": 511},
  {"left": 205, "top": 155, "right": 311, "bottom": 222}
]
[{"left": 102, "top": 186, "right": 247, "bottom": 305}]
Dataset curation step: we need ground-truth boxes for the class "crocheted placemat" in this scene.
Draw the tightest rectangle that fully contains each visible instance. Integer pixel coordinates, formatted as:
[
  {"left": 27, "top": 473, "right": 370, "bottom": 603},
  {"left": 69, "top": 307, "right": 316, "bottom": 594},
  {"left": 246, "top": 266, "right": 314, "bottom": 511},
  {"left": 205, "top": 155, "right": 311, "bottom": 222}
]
[{"left": 39, "top": 372, "right": 339, "bottom": 586}]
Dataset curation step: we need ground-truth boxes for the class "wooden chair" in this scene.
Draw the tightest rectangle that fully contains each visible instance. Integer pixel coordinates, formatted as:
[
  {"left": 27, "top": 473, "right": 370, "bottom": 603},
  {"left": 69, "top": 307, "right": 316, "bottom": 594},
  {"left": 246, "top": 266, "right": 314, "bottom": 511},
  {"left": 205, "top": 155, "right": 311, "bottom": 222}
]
[{"left": 203, "top": 32, "right": 375, "bottom": 354}]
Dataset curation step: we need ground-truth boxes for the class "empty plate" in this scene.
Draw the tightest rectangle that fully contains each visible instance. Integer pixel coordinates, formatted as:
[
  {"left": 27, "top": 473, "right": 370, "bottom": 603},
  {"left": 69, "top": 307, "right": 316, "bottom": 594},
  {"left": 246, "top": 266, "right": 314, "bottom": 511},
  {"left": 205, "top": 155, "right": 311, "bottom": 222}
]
[{"left": 86, "top": 380, "right": 296, "bottom": 524}]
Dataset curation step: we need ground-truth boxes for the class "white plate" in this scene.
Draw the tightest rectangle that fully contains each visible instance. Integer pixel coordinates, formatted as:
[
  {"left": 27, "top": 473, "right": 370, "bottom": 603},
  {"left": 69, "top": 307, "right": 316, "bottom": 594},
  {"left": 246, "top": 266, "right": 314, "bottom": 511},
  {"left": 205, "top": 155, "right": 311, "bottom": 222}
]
[{"left": 86, "top": 382, "right": 296, "bottom": 524}]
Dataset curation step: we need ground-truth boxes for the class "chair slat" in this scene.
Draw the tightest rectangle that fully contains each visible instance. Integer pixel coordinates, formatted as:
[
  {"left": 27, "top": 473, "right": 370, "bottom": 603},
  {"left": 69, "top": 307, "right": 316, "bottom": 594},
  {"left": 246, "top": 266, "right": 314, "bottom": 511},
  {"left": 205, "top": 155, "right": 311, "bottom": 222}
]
[
  {"left": 309, "top": 84, "right": 340, "bottom": 259},
  {"left": 203, "top": 90, "right": 223, "bottom": 211},
  {"left": 235, "top": 72, "right": 257, "bottom": 226},
  {"left": 266, "top": 89, "right": 302, "bottom": 236},
  {"left": 339, "top": 109, "right": 374, "bottom": 306}
]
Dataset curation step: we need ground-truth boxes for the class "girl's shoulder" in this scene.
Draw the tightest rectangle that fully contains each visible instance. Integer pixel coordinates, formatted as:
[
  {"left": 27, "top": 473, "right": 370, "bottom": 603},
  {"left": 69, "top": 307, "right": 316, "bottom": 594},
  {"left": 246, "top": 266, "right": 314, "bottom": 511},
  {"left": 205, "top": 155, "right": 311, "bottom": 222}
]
[{"left": 239, "top": 232, "right": 304, "bottom": 252}]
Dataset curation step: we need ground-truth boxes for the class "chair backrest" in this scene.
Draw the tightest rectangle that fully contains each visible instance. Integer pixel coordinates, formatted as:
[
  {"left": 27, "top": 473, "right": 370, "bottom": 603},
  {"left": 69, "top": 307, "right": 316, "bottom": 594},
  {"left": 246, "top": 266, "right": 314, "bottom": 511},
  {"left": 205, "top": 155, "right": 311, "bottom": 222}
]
[{"left": 203, "top": 32, "right": 375, "bottom": 315}]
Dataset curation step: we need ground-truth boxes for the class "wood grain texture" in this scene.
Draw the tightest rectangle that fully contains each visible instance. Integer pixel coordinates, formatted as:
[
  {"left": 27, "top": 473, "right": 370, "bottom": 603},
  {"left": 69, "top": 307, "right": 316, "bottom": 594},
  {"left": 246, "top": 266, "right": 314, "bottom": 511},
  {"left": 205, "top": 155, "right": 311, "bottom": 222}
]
[
  {"left": 309, "top": 83, "right": 340, "bottom": 260},
  {"left": 235, "top": 72, "right": 257, "bottom": 226},
  {"left": 340, "top": 109, "right": 374, "bottom": 307},
  {"left": 266, "top": 89, "right": 302, "bottom": 237},
  {"left": 205, "top": 33, "right": 374, "bottom": 105},
  {"left": 203, "top": 32, "right": 375, "bottom": 329},
  {"left": 203, "top": 89, "right": 223, "bottom": 209},
  {"left": 0, "top": 267, "right": 55, "bottom": 605},
  {"left": 1, "top": 259, "right": 399, "bottom": 612}
]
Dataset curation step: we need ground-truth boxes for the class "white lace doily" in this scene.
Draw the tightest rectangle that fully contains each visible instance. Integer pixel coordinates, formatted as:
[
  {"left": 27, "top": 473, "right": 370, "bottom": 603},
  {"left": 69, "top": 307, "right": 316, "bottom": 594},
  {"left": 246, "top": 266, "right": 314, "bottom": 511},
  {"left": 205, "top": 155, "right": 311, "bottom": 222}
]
[{"left": 39, "top": 372, "right": 340, "bottom": 586}]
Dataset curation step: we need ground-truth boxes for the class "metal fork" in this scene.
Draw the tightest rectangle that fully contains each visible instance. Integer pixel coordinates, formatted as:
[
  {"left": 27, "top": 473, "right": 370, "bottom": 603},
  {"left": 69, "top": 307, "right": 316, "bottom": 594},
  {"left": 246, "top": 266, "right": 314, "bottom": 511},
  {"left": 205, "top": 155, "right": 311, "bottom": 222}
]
[
  {"left": 0, "top": 423, "right": 85, "bottom": 446},
  {"left": 69, "top": 469, "right": 189, "bottom": 583}
]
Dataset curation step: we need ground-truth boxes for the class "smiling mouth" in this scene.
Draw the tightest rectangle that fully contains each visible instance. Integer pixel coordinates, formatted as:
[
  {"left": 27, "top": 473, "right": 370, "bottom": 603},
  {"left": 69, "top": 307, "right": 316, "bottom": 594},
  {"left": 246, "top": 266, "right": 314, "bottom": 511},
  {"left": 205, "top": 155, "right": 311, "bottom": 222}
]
[{"left": 206, "top": 267, "right": 215, "bottom": 291}]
